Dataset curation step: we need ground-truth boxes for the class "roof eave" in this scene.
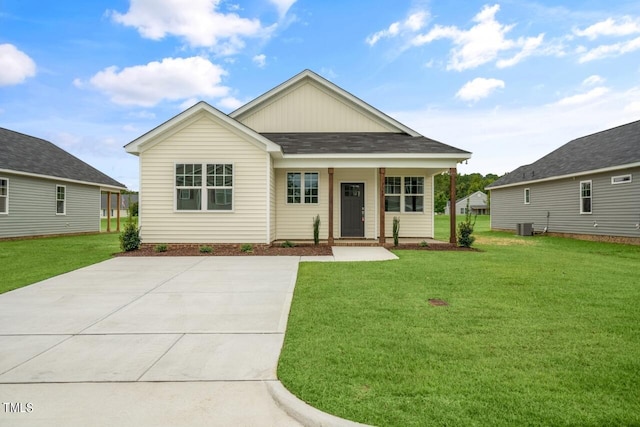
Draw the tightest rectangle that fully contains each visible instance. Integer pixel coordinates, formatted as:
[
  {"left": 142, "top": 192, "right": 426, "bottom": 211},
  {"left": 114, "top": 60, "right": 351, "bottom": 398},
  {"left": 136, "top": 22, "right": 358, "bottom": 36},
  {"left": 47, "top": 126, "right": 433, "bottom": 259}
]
[{"left": 0, "top": 168, "right": 127, "bottom": 191}]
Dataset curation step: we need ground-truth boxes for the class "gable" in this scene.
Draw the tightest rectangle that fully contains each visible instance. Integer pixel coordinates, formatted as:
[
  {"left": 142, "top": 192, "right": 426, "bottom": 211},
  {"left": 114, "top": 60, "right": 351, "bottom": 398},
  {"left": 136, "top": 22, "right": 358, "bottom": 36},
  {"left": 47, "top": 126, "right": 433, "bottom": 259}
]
[{"left": 231, "top": 70, "right": 417, "bottom": 134}]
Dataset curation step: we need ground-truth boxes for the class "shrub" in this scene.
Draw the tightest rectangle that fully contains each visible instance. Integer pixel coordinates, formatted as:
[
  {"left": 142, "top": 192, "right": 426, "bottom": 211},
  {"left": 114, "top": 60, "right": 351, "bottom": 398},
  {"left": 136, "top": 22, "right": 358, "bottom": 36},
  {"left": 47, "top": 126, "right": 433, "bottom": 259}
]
[
  {"left": 199, "top": 245, "right": 213, "bottom": 254},
  {"left": 392, "top": 217, "right": 400, "bottom": 247},
  {"left": 154, "top": 244, "right": 168, "bottom": 253},
  {"left": 419, "top": 240, "right": 429, "bottom": 248},
  {"left": 240, "top": 243, "right": 253, "bottom": 253},
  {"left": 313, "top": 214, "right": 321, "bottom": 245},
  {"left": 457, "top": 202, "right": 477, "bottom": 248},
  {"left": 119, "top": 222, "right": 141, "bottom": 252},
  {"left": 282, "top": 240, "right": 296, "bottom": 248}
]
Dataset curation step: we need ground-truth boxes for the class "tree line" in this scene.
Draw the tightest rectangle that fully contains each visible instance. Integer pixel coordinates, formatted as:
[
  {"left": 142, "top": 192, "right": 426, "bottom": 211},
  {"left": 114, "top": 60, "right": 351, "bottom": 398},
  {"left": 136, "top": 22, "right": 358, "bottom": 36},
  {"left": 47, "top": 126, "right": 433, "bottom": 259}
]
[{"left": 433, "top": 172, "right": 499, "bottom": 214}]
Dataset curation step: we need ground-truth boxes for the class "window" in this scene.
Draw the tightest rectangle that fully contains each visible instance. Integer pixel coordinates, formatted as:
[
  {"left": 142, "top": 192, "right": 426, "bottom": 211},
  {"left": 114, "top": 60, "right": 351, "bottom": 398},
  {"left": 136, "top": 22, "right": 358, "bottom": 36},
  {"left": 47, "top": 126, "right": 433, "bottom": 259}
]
[
  {"left": 207, "top": 164, "right": 233, "bottom": 210},
  {"left": 287, "top": 172, "right": 318, "bottom": 204},
  {"left": 580, "top": 180, "right": 592, "bottom": 214},
  {"left": 175, "top": 163, "right": 233, "bottom": 211},
  {"left": 384, "top": 177, "right": 401, "bottom": 212},
  {"left": 404, "top": 177, "right": 424, "bottom": 213},
  {"left": 56, "top": 185, "right": 66, "bottom": 215},
  {"left": 0, "top": 178, "right": 7, "bottom": 214},
  {"left": 611, "top": 174, "right": 632, "bottom": 184},
  {"left": 524, "top": 188, "right": 530, "bottom": 204},
  {"left": 460, "top": 207, "right": 466, "bottom": 214}
]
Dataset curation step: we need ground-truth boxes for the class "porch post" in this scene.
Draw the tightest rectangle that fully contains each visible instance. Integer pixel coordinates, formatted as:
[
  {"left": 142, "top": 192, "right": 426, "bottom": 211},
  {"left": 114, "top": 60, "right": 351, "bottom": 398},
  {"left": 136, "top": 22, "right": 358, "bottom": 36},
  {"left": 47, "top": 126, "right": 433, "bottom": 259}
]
[
  {"left": 328, "top": 168, "right": 334, "bottom": 245},
  {"left": 379, "top": 168, "right": 385, "bottom": 245},
  {"left": 116, "top": 192, "right": 122, "bottom": 232},
  {"left": 449, "top": 167, "right": 457, "bottom": 244},
  {"left": 106, "top": 191, "right": 112, "bottom": 232}
]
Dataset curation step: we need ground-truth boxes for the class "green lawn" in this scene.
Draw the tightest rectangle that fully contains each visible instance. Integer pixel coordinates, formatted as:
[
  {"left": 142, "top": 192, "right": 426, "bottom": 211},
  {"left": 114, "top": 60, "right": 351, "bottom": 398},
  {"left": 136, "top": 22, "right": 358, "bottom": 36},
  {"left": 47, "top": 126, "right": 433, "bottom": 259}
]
[
  {"left": 101, "top": 217, "right": 135, "bottom": 232},
  {"left": 279, "top": 224, "right": 640, "bottom": 426},
  {"left": 0, "top": 233, "right": 120, "bottom": 294}
]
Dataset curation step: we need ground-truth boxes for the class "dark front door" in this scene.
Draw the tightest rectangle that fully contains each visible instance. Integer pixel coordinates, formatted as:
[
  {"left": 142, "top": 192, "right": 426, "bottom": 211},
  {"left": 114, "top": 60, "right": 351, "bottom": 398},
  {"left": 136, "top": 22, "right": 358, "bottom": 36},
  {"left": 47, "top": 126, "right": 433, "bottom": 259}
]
[{"left": 341, "top": 183, "right": 365, "bottom": 237}]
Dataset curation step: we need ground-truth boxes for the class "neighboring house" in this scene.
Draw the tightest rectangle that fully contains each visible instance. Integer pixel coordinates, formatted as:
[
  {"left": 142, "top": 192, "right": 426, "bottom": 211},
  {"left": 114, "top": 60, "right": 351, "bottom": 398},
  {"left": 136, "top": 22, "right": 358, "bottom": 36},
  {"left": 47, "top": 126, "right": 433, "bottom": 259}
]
[
  {"left": 125, "top": 70, "right": 471, "bottom": 244},
  {"left": 101, "top": 193, "right": 138, "bottom": 218},
  {"left": 487, "top": 120, "right": 640, "bottom": 242},
  {"left": 0, "top": 128, "right": 126, "bottom": 238},
  {"left": 445, "top": 191, "right": 488, "bottom": 215}
]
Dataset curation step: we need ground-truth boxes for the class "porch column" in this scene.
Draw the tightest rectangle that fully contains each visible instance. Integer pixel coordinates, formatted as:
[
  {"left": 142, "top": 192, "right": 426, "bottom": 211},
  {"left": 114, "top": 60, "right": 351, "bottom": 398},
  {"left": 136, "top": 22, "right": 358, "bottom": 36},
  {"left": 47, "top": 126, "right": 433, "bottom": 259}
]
[
  {"left": 106, "top": 191, "right": 112, "bottom": 232},
  {"left": 116, "top": 192, "right": 122, "bottom": 232},
  {"left": 449, "top": 167, "right": 457, "bottom": 244},
  {"left": 328, "top": 168, "right": 334, "bottom": 245},
  {"left": 379, "top": 167, "right": 385, "bottom": 245}
]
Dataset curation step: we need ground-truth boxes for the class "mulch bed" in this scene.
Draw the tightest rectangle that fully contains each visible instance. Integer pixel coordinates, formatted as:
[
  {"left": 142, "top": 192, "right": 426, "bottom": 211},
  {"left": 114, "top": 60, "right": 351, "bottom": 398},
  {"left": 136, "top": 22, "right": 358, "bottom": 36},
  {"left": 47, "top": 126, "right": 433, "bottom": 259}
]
[{"left": 116, "top": 242, "right": 476, "bottom": 256}]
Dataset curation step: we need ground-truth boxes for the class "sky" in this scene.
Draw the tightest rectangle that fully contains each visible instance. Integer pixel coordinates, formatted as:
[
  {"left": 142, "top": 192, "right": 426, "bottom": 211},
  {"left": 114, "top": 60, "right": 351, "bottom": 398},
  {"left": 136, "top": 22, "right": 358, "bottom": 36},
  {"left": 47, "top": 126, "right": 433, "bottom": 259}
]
[{"left": 1, "top": 0, "right": 640, "bottom": 190}]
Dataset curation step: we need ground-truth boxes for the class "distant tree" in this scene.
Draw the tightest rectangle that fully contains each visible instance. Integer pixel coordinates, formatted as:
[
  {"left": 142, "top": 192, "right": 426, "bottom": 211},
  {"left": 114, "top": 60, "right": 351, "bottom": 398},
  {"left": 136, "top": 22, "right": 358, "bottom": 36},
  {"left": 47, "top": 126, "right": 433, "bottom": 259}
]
[{"left": 433, "top": 172, "right": 501, "bottom": 213}]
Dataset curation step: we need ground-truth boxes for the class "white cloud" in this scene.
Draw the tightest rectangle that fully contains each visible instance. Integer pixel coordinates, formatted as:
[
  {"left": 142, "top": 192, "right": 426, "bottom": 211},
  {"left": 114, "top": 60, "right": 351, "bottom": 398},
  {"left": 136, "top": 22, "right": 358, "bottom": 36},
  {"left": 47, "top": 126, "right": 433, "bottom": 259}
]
[
  {"left": 0, "top": 44, "right": 36, "bottom": 86},
  {"left": 574, "top": 17, "right": 640, "bottom": 40},
  {"left": 456, "top": 78, "right": 505, "bottom": 102},
  {"left": 366, "top": 10, "right": 429, "bottom": 46},
  {"left": 253, "top": 54, "right": 266, "bottom": 68},
  {"left": 269, "top": 0, "right": 296, "bottom": 18},
  {"left": 583, "top": 75, "right": 605, "bottom": 86},
  {"left": 218, "top": 96, "right": 244, "bottom": 111},
  {"left": 411, "top": 4, "right": 545, "bottom": 71},
  {"left": 578, "top": 36, "right": 640, "bottom": 62},
  {"left": 85, "top": 56, "right": 229, "bottom": 107},
  {"left": 109, "top": 0, "right": 271, "bottom": 54},
  {"left": 555, "top": 87, "right": 610, "bottom": 106}
]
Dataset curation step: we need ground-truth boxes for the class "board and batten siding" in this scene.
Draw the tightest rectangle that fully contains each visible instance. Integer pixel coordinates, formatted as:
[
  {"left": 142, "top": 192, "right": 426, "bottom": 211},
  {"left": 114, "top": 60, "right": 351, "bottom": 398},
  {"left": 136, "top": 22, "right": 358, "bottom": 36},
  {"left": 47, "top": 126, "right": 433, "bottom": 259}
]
[
  {"left": 383, "top": 169, "right": 434, "bottom": 238},
  {"left": 139, "top": 115, "right": 269, "bottom": 243},
  {"left": 0, "top": 173, "right": 99, "bottom": 238},
  {"left": 490, "top": 167, "right": 640, "bottom": 238},
  {"left": 236, "top": 80, "right": 397, "bottom": 133},
  {"left": 275, "top": 169, "right": 328, "bottom": 240}
]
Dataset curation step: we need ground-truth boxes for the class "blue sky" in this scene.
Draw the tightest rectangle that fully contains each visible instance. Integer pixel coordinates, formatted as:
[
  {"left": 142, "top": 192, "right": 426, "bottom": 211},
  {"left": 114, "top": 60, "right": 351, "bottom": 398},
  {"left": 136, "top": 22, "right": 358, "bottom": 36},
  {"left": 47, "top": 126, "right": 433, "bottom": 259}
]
[{"left": 2, "top": 0, "right": 640, "bottom": 190}]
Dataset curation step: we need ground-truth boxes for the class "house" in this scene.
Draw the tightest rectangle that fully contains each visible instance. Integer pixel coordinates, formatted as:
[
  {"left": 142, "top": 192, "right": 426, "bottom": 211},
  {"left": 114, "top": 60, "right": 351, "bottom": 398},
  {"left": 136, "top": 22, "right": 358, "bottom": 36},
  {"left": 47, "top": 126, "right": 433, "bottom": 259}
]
[
  {"left": 101, "top": 193, "right": 138, "bottom": 218},
  {"left": 0, "top": 128, "right": 126, "bottom": 239},
  {"left": 487, "top": 119, "right": 640, "bottom": 243},
  {"left": 445, "top": 191, "right": 488, "bottom": 215},
  {"left": 124, "top": 70, "right": 471, "bottom": 245}
]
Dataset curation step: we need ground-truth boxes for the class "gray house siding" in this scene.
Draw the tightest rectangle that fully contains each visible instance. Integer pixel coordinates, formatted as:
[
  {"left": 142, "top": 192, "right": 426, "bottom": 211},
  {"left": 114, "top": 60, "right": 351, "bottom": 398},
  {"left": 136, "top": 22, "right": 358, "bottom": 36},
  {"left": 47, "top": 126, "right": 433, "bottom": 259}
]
[
  {"left": 490, "top": 166, "right": 640, "bottom": 238},
  {"left": 0, "top": 173, "right": 100, "bottom": 238}
]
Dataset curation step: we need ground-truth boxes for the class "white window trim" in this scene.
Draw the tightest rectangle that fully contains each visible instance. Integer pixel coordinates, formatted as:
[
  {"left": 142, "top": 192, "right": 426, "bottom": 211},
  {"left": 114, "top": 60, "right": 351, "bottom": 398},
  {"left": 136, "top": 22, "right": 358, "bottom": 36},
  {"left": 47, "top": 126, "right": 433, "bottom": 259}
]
[
  {"left": 524, "top": 188, "right": 530, "bottom": 204},
  {"left": 403, "top": 176, "right": 425, "bottom": 214},
  {"left": 0, "top": 177, "right": 8, "bottom": 215},
  {"left": 611, "top": 174, "right": 632, "bottom": 184},
  {"left": 173, "top": 162, "right": 235, "bottom": 213},
  {"left": 286, "top": 171, "right": 319, "bottom": 205},
  {"left": 56, "top": 185, "right": 66, "bottom": 215},
  {"left": 580, "top": 180, "right": 592, "bottom": 215},
  {"left": 384, "top": 176, "right": 401, "bottom": 213}
]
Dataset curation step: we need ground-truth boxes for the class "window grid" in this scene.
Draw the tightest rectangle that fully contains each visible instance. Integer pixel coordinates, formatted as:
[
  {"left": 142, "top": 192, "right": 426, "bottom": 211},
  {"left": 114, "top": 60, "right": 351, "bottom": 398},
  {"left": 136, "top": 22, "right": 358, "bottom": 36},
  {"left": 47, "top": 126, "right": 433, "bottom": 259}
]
[
  {"left": 206, "top": 164, "right": 233, "bottom": 211},
  {"left": 404, "top": 177, "right": 424, "bottom": 213},
  {"left": 524, "top": 188, "right": 530, "bottom": 204},
  {"left": 56, "top": 185, "right": 66, "bottom": 215},
  {"left": 580, "top": 181, "right": 592, "bottom": 214},
  {"left": 0, "top": 178, "right": 7, "bottom": 214},
  {"left": 287, "top": 172, "right": 318, "bottom": 204},
  {"left": 384, "top": 177, "right": 401, "bottom": 212},
  {"left": 175, "top": 163, "right": 233, "bottom": 211}
]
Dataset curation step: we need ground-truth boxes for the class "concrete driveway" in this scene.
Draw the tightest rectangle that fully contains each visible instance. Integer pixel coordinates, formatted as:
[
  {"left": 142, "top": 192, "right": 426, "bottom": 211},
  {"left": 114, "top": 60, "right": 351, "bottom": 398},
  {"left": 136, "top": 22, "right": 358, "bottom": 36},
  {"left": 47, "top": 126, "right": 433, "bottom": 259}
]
[{"left": 0, "top": 256, "right": 303, "bottom": 426}]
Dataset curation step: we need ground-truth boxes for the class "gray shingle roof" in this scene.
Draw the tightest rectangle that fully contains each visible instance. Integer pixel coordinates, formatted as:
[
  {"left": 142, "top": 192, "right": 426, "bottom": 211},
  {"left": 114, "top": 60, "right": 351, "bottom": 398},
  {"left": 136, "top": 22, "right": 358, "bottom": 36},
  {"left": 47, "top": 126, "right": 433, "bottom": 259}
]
[
  {"left": 0, "top": 127, "right": 125, "bottom": 189},
  {"left": 487, "top": 119, "right": 640, "bottom": 188},
  {"left": 261, "top": 132, "right": 470, "bottom": 155}
]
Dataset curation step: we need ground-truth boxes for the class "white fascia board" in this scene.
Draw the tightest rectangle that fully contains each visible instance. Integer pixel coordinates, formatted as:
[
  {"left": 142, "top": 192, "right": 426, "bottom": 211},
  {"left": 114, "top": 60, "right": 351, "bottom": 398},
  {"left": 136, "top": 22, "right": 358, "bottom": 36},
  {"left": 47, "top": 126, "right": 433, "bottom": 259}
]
[
  {"left": 273, "top": 157, "right": 463, "bottom": 169},
  {"left": 124, "top": 101, "right": 282, "bottom": 155},
  {"left": 230, "top": 70, "right": 421, "bottom": 136},
  {"left": 280, "top": 152, "right": 471, "bottom": 160},
  {"left": 487, "top": 161, "right": 640, "bottom": 190},
  {"left": 0, "top": 168, "right": 126, "bottom": 192}
]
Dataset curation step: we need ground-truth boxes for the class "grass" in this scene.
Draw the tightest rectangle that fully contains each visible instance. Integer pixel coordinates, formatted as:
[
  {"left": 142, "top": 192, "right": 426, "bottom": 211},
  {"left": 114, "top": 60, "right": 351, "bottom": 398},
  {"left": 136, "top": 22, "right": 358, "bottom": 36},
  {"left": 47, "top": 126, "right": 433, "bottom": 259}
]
[
  {"left": 279, "top": 221, "right": 640, "bottom": 426},
  {"left": 0, "top": 233, "right": 120, "bottom": 294},
  {"left": 100, "top": 217, "right": 136, "bottom": 232}
]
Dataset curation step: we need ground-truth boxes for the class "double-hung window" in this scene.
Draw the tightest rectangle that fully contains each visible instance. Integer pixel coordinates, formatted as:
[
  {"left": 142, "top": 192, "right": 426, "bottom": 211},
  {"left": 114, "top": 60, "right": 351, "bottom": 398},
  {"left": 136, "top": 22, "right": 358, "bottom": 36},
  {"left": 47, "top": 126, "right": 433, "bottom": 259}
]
[
  {"left": 580, "top": 180, "right": 592, "bottom": 214},
  {"left": 287, "top": 172, "right": 318, "bottom": 204},
  {"left": 0, "top": 178, "right": 7, "bottom": 214},
  {"left": 404, "top": 177, "right": 424, "bottom": 212},
  {"left": 524, "top": 188, "right": 530, "bottom": 204},
  {"left": 384, "top": 177, "right": 401, "bottom": 212},
  {"left": 56, "top": 185, "right": 66, "bottom": 215},
  {"left": 175, "top": 163, "right": 233, "bottom": 211}
]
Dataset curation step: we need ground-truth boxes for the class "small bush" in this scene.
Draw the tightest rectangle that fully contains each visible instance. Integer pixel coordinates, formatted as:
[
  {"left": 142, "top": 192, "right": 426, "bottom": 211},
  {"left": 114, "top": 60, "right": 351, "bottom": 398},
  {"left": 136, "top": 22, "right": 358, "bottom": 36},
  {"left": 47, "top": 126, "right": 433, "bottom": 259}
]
[
  {"left": 281, "top": 240, "right": 296, "bottom": 248},
  {"left": 154, "top": 244, "right": 168, "bottom": 253},
  {"left": 419, "top": 240, "right": 429, "bottom": 248},
  {"left": 313, "top": 214, "right": 321, "bottom": 245},
  {"left": 199, "top": 245, "right": 213, "bottom": 254},
  {"left": 457, "top": 203, "right": 477, "bottom": 248},
  {"left": 119, "top": 222, "right": 141, "bottom": 252},
  {"left": 392, "top": 217, "right": 400, "bottom": 247},
  {"left": 240, "top": 243, "right": 253, "bottom": 253}
]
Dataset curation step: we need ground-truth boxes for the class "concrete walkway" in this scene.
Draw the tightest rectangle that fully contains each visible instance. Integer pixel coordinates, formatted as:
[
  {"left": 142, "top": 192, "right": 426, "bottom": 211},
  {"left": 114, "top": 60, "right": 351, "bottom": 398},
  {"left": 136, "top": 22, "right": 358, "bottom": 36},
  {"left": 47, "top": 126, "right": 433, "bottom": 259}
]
[{"left": 0, "top": 248, "right": 394, "bottom": 426}]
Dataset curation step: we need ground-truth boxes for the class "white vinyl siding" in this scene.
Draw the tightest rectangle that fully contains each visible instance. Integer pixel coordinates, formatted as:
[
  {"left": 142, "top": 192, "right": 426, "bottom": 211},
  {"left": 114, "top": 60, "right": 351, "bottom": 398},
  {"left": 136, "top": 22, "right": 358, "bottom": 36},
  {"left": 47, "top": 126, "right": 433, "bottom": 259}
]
[
  {"left": 580, "top": 180, "right": 592, "bottom": 214},
  {"left": 383, "top": 169, "right": 433, "bottom": 238},
  {"left": 275, "top": 169, "right": 328, "bottom": 240},
  {"left": 0, "top": 178, "right": 7, "bottom": 214},
  {"left": 56, "top": 185, "right": 66, "bottom": 215},
  {"left": 236, "top": 80, "right": 398, "bottom": 133},
  {"left": 138, "top": 115, "right": 268, "bottom": 243}
]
